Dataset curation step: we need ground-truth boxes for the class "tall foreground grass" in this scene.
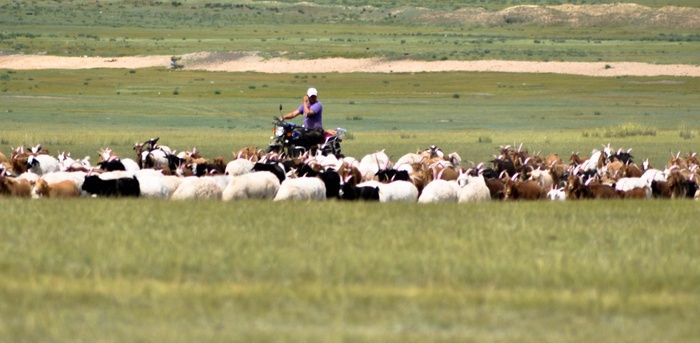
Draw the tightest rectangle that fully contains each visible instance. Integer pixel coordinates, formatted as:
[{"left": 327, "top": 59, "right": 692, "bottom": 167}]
[{"left": 1, "top": 198, "right": 698, "bottom": 342}]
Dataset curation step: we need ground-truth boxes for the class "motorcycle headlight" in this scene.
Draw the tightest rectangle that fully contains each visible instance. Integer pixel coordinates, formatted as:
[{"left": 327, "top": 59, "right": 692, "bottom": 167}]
[{"left": 275, "top": 126, "right": 285, "bottom": 137}]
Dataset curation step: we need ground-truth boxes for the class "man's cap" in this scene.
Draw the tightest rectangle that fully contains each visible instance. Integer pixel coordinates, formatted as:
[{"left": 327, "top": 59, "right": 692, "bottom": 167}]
[{"left": 307, "top": 88, "right": 318, "bottom": 97}]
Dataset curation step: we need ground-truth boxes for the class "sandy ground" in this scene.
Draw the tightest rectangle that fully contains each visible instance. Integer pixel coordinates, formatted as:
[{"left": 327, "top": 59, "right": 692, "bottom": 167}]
[{"left": 1, "top": 53, "right": 698, "bottom": 77}]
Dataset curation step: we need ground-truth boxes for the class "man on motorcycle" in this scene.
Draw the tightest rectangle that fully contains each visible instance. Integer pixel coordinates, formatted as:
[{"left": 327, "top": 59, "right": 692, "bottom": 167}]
[{"left": 279, "top": 87, "right": 324, "bottom": 149}]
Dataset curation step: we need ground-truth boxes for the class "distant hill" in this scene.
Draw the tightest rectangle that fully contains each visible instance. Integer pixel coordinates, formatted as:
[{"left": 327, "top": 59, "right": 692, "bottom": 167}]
[{"left": 408, "top": 4, "right": 699, "bottom": 28}]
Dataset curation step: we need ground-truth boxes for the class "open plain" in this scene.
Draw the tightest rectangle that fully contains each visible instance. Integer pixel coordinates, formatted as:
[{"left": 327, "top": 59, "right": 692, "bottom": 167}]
[{"left": 1, "top": 1, "right": 699, "bottom": 342}]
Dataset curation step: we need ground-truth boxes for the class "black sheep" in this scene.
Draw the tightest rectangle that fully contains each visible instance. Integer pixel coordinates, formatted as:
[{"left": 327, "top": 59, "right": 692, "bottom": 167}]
[{"left": 82, "top": 175, "right": 140, "bottom": 197}]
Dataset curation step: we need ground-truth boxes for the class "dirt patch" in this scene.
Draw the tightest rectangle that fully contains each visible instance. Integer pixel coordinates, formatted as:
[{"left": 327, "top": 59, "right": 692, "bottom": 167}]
[{"left": 0, "top": 53, "right": 698, "bottom": 77}]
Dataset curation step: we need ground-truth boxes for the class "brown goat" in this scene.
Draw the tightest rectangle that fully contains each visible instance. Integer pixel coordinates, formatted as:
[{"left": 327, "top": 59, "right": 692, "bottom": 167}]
[
  {"left": 485, "top": 177, "right": 505, "bottom": 200},
  {"left": 667, "top": 170, "right": 689, "bottom": 199},
  {"left": 624, "top": 163, "right": 643, "bottom": 178},
  {"left": 33, "top": 178, "right": 80, "bottom": 198},
  {"left": 234, "top": 146, "right": 263, "bottom": 162},
  {"left": 0, "top": 174, "right": 32, "bottom": 197},
  {"left": 604, "top": 161, "right": 625, "bottom": 181},
  {"left": 620, "top": 187, "right": 647, "bottom": 199},
  {"left": 587, "top": 180, "right": 620, "bottom": 199},
  {"left": 543, "top": 153, "right": 562, "bottom": 167},
  {"left": 651, "top": 180, "right": 671, "bottom": 198},
  {"left": 667, "top": 152, "right": 688, "bottom": 170},
  {"left": 504, "top": 179, "right": 545, "bottom": 201},
  {"left": 569, "top": 152, "right": 588, "bottom": 166},
  {"left": 10, "top": 146, "right": 31, "bottom": 174},
  {"left": 566, "top": 174, "right": 618, "bottom": 200}
]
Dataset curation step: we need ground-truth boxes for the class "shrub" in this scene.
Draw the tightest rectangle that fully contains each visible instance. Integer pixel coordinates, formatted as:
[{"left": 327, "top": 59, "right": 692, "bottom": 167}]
[
  {"left": 679, "top": 125, "right": 698, "bottom": 140},
  {"left": 582, "top": 123, "right": 657, "bottom": 138}
]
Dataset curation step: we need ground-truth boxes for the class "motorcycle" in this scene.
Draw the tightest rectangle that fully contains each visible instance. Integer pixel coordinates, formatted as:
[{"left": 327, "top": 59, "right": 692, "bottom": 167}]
[{"left": 266, "top": 105, "right": 347, "bottom": 158}]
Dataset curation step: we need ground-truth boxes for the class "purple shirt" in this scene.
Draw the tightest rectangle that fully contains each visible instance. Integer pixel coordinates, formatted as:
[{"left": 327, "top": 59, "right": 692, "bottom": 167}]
[{"left": 297, "top": 101, "right": 323, "bottom": 129}]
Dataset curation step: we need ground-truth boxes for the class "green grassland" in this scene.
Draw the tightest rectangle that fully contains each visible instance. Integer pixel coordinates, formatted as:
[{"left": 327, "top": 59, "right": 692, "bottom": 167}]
[
  {"left": 2, "top": 1, "right": 700, "bottom": 342},
  {"left": 2, "top": 67, "right": 699, "bottom": 342},
  {"left": 1, "top": 1, "right": 699, "bottom": 63},
  {"left": 2, "top": 68, "right": 698, "bottom": 166},
  {"left": 1, "top": 199, "right": 699, "bottom": 342}
]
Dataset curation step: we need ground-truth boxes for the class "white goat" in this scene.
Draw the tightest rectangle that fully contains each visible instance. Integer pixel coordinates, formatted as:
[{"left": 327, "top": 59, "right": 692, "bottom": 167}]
[
  {"left": 615, "top": 177, "right": 652, "bottom": 198},
  {"left": 640, "top": 168, "right": 667, "bottom": 184},
  {"left": 57, "top": 151, "right": 91, "bottom": 172},
  {"left": 546, "top": 186, "right": 567, "bottom": 201},
  {"left": 222, "top": 171, "right": 280, "bottom": 201},
  {"left": 26, "top": 155, "right": 61, "bottom": 176},
  {"left": 273, "top": 177, "right": 326, "bottom": 201},
  {"left": 456, "top": 172, "right": 491, "bottom": 203},
  {"left": 528, "top": 167, "right": 554, "bottom": 189},
  {"left": 580, "top": 149, "right": 603, "bottom": 172}
]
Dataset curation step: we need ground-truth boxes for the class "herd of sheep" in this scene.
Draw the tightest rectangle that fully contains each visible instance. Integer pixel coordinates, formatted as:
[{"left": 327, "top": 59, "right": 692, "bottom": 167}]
[{"left": 1, "top": 140, "right": 699, "bottom": 202}]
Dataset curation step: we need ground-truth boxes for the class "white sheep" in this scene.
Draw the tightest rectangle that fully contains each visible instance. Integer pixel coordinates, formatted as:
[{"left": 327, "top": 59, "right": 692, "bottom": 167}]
[
  {"left": 96, "top": 170, "right": 135, "bottom": 180},
  {"left": 121, "top": 158, "right": 141, "bottom": 172},
  {"left": 394, "top": 153, "right": 422, "bottom": 173},
  {"left": 418, "top": 179, "right": 460, "bottom": 203},
  {"left": 358, "top": 149, "right": 391, "bottom": 181},
  {"left": 133, "top": 172, "right": 174, "bottom": 199},
  {"left": 209, "top": 175, "right": 233, "bottom": 193},
  {"left": 378, "top": 180, "right": 419, "bottom": 202},
  {"left": 222, "top": 171, "right": 280, "bottom": 201},
  {"left": 273, "top": 177, "right": 326, "bottom": 201},
  {"left": 456, "top": 172, "right": 491, "bottom": 203},
  {"left": 170, "top": 177, "right": 222, "bottom": 200},
  {"left": 225, "top": 159, "right": 254, "bottom": 176}
]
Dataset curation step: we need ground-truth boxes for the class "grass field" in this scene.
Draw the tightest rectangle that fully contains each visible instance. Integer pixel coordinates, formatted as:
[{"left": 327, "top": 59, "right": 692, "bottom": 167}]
[
  {"left": 1, "top": 199, "right": 699, "bottom": 342},
  {"left": 1, "top": 1, "right": 700, "bottom": 342},
  {"left": 2, "top": 68, "right": 698, "bottom": 166},
  {"left": 2, "top": 68, "right": 699, "bottom": 342}
]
